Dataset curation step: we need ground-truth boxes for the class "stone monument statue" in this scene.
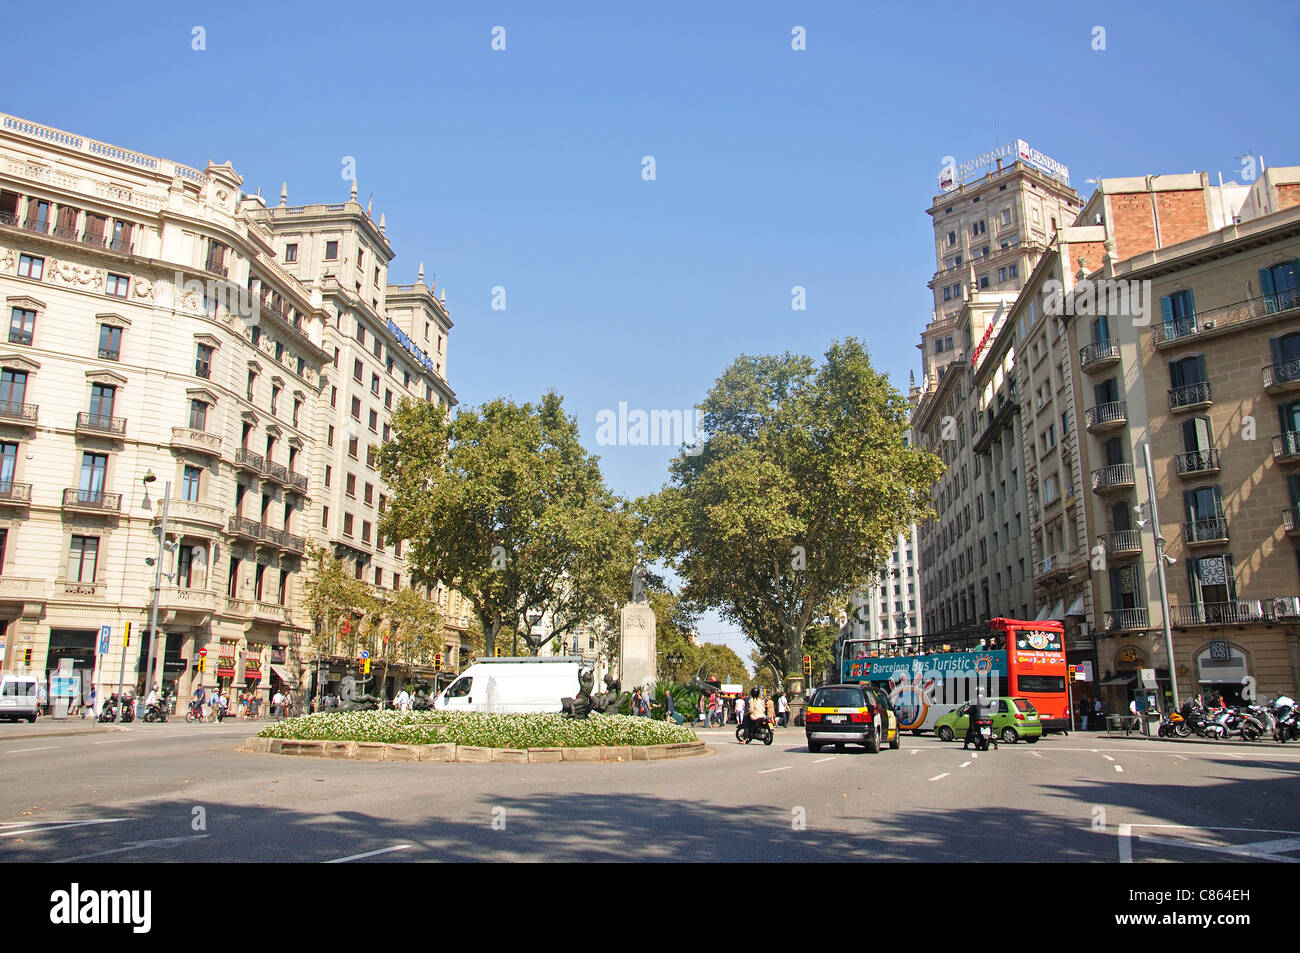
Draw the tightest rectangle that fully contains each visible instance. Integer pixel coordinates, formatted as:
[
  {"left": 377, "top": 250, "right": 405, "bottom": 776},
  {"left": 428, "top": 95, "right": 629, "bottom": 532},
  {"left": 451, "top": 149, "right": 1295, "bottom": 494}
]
[
  {"left": 631, "top": 560, "right": 648, "bottom": 603},
  {"left": 593, "top": 673, "right": 628, "bottom": 714},
  {"left": 620, "top": 562, "right": 657, "bottom": 691},
  {"left": 561, "top": 667, "right": 597, "bottom": 719},
  {"left": 410, "top": 680, "right": 436, "bottom": 711},
  {"left": 338, "top": 674, "right": 381, "bottom": 711}
]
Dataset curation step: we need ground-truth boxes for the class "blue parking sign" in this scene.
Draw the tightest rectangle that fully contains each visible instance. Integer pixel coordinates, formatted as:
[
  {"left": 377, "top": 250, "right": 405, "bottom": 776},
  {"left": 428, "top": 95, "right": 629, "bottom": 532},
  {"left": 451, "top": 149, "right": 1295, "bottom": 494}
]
[{"left": 98, "top": 624, "right": 111, "bottom": 655}]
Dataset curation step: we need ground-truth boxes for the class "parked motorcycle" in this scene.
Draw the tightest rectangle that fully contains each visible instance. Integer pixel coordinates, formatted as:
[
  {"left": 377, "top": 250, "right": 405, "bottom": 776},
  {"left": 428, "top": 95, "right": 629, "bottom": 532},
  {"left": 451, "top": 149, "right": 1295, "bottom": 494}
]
[
  {"left": 1158, "top": 709, "right": 1190, "bottom": 738},
  {"left": 736, "top": 717, "right": 774, "bottom": 746},
  {"left": 98, "top": 693, "right": 136, "bottom": 723},
  {"left": 1213, "top": 706, "right": 1263, "bottom": 741},
  {"left": 1271, "top": 700, "right": 1298, "bottom": 742},
  {"left": 1180, "top": 700, "right": 1222, "bottom": 739}
]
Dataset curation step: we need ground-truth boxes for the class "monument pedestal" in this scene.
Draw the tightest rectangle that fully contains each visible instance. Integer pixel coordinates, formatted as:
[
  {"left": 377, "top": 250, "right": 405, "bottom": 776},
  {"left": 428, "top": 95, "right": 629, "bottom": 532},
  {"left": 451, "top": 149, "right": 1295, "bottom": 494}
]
[{"left": 619, "top": 602, "right": 657, "bottom": 691}]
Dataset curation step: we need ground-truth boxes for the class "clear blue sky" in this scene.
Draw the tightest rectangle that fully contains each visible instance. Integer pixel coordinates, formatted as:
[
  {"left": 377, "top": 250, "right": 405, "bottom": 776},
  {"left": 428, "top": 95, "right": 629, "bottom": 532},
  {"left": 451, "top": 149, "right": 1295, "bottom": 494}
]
[{"left": 12, "top": 0, "right": 1300, "bottom": 659}]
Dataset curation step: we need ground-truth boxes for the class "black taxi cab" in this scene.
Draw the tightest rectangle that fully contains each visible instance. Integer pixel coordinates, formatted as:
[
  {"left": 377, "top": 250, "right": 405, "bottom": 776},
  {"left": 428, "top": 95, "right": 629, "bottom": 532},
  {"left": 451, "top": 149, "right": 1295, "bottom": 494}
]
[{"left": 804, "top": 683, "right": 900, "bottom": 753}]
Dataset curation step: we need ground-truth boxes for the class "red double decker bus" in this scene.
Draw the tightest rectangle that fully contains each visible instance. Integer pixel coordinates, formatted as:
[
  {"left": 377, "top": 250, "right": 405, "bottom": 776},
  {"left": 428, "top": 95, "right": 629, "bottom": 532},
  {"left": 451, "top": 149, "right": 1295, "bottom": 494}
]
[{"left": 840, "top": 618, "right": 1070, "bottom": 734}]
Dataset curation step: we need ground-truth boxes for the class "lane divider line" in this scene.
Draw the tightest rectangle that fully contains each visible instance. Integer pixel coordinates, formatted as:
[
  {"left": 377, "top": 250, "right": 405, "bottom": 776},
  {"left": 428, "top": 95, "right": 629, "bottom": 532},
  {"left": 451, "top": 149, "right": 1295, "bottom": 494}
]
[
  {"left": 6, "top": 747, "right": 57, "bottom": 753},
  {"left": 812, "top": 757, "right": 835, "bottom": 763},
  {"left": 758, "top": 766, "right": 792, "bottom": 774},
  {"left": 324, "top": 844, "right": 413, "bottom": 864},
  {"left": 1114, "top": 764, "right": 1124, "bottom": 773},
  {"left": 959, "top": 761, "right": 972, "bottom": 768},
  {"left": 928, "top": 773, "right": 950, "bottom": 781}
]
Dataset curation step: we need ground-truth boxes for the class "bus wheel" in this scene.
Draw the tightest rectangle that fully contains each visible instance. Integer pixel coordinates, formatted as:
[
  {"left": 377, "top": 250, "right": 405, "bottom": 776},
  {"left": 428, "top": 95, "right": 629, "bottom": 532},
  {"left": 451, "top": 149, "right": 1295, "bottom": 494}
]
[{"left": 936, "top": 725, "right": 954, "bottom": 742}]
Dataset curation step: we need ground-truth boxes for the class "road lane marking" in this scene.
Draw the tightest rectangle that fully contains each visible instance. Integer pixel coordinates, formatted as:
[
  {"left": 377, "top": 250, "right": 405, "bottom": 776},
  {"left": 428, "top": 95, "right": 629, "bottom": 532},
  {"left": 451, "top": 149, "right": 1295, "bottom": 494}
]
[
  {"left": 1119, "top": 825, "right": 1300, "bottom": 863},
  {"left": 910, "top": 750, "right": 919, "bottom": 755},
  {"left": 758, "top": 766, "right": 791, "bottom": 774},
  {"left": 324, "top": 844, "right": 413, "bottom": 863},
  {"left": 0, "top": 818, "right": 129, "bottom": 838},
  {"left": 6, "top": 747, "right": 57, "bottom": 753},
  {"left": 1114, "top": 765, "right": 1123, "bottom": 772},
  {"left": 812, "top": 757, "right": 835, "bottom": 764},
  {"left": 958, "top": 761, "right": 971, "bottom": 768},
  {"left": 56, "top": 834, "right": 209, "bottom": 863},
  {"left": 928, "top": 773, "right": 950, "bottom": 781},
  {"left": 93, "top": 740, "right": 128, "bottom": 745},
  {"left": 1031, "top": 752, "right": 1043, "bottom": 758},
  {"left": 1103, "top": 755, "right": 1115, "bottom": 761},
  {"left": 1225, "top": 753, "right": 1243, "bottom": 760}
]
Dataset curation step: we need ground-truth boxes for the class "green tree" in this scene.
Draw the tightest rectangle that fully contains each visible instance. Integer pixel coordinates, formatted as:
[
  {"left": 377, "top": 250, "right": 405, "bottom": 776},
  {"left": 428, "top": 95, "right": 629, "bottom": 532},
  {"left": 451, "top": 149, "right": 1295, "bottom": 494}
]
[
  {"left": 302, "top": 541, "right": 375, "bottom": 659},
  {"left": 381, "top": 586, "right": 443, "bottom": 683},
  {"left": 377, "top": 393, "right": 637, "bottom": 657},
  {"left": 691, "top": 642, "right": 748, "bottom": 686},
  {"left": 642, "top": 338, "right": 943, "bottom": 681}
]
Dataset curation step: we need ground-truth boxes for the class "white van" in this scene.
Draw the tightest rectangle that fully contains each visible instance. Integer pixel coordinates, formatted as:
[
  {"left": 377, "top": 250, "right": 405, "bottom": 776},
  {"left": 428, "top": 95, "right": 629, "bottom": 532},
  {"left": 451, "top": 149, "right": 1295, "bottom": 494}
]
[
  {"left": 0, "top": 674, "right": 40, "bottom": 722},
  {"left": 434, "top": 657, "right": 597, "bottom": 714}
]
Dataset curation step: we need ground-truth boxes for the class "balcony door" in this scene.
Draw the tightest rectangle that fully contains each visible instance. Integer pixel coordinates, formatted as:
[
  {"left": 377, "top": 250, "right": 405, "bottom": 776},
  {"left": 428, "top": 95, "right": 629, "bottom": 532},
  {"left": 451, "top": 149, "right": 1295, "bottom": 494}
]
[
  {"left": 1169, "top": 354, "right": 1206, "bottom": 388},
  {"left": 1261, "top": 259, "right": 1298, "bottom": 312},
  {"left": 1279, "top": 400, "right": 1300, "bottom": 437},
  {"left": 1184, "top": 485, "right": 1223, "bottom": 523},
  {"left": 1188, "top": 554, "right": 1236, "bottom": 618},
  {"left": 1183, "top": 417, "right": 1212, "bottom": 454},
  {"left": 0, "top": 442, "right": 16, "bottom": 491},
  {"left": 1094, "top": 377, "right": 1119, "bottom": 406},
  {"left": 79, "top": 453, "right": 108, "bottom": 503},
  {"left": 1104, "top": 436, "right": 1125, "bottom": 468},
  {"left": 0, "top": 368, "right": 27, "bottom": 412},
  {"left": 1108, "top": 564, "right": 1142, "bottom": 611},
  {"left": 1160, "top": 289, "right": 1196, "bottom": 335},
  {"left": 88, "top": 383, "right": 115, "bottom": 426},
  {"left": 1110, "top": 501, "right": 1132, "bottom": 532},
  {"left": 1091, "top": 315, "right": 1110, "bottom": 345}
]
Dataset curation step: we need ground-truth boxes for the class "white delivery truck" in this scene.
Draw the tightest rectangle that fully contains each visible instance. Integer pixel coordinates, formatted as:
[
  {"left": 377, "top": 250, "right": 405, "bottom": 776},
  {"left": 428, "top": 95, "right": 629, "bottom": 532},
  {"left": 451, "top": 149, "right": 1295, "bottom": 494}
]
[
  {"left": 0, "top": 674, "right": 41, "bottom": 722},
  {"left": 433, "top": 657, "right": 599, "bottom": 714}
]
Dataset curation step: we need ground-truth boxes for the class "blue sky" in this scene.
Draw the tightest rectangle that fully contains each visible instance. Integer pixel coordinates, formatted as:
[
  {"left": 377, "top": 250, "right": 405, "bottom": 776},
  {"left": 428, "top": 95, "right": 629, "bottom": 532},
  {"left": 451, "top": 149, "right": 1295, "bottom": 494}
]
[{"left": 11, "top": 0, "right": 1300, "bottom": 658}]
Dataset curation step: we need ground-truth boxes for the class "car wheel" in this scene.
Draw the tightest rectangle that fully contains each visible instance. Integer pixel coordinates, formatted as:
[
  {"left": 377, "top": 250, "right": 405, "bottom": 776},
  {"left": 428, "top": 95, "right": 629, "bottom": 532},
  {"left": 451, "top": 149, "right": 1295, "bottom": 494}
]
[
  {"left": 835, "top": 743, "right": 845, "bottom": 753},
  {"left": 1001, "top": 727, "right": 1018, "bottom": 743},
  {"left": 936, "top": 725, "right": 954, "bottom": 742},
  {"left": 1025, "top": 734, "right": 1040, "bottom": 743},
  {"left": 889, "top": 727, "right": 901, "bottom": 750},
  {"left": 808, "top": 739, "right": 821, "bottom": 753},
  {"left": 865, "top": 721, "right": 881, "bottom": 753},
  {"left": 27, "top": 715, "right": 36, "bottom": 723}
]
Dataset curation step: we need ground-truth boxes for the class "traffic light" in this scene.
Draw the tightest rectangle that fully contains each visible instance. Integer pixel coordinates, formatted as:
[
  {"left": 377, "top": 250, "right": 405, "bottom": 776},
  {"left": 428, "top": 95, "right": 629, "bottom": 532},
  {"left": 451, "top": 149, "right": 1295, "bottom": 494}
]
[
  {"left": 495, "top": 644, "right": 504, "bottom": 657},
  {"left": 363, "top": 658, "right": 371, "bottom": 674},
  {"left": 124, "top": 622, "right": 131, "bottom": 646},
  {"left": 802, "top": 654, "right": 812, "bottom": 677},
  {"left": 1068, "top": 667, "right": 1077, "bottom": 683},
  {"left": 22, "top": 648, "right": 32, "bottom": 666},
  {"left": 434, "top": 652, "right": 443, "bottom": 670}
]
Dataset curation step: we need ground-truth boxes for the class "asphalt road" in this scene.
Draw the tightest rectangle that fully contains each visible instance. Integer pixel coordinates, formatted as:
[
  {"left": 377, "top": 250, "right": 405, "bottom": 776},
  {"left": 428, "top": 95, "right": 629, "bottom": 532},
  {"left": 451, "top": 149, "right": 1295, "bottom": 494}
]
[{"left": 2, "top": 721, "right": 1298, "bottom": 863}]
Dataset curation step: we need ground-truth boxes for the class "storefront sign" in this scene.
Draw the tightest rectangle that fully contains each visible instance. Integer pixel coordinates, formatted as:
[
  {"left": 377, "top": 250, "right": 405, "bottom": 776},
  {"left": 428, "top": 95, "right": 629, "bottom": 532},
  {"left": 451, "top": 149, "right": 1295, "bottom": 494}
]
[
  {"left": 270, "top": 647, "right": 286, "bottom": 665},
  {"left": 217, "top": 656, "right": 236, "bottom": 677},
  {"left": 1117, "top": 646, "right": 1145, "bottom": 665}
]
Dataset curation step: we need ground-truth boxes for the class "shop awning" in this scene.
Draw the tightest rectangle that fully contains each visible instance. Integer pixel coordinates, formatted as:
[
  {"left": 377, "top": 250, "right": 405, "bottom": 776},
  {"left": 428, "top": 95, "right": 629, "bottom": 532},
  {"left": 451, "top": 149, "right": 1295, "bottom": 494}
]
[
  {"left": 1034, "top": 605, "right": 1051, "bottom": 621},
  {"left": 1066, "top": 594, "right": 1086, "bottom": 617},
  {"left": 1100, "top": 673, "right": 1136, "bottom": 687},
  {"left": 1049, "top": 599, "right": 1066, "bottom": 621},
  {"left": 270, "top": 664, "right": 297, "bottom": 687}
]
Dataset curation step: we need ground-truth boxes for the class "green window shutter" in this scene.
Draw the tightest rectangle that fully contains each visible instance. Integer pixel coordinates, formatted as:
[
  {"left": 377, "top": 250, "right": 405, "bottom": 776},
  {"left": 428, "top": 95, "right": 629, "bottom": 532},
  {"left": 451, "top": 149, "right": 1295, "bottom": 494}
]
[{"left": 1161, "top": 295, "right": 1174, "bottom": 325}]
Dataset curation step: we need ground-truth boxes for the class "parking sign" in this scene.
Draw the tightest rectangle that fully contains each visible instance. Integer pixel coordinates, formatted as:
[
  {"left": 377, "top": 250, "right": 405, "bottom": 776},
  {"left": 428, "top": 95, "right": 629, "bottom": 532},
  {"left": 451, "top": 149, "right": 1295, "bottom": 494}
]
[{"left": 98, "top": 625, "right": 111, "bottom": 655}]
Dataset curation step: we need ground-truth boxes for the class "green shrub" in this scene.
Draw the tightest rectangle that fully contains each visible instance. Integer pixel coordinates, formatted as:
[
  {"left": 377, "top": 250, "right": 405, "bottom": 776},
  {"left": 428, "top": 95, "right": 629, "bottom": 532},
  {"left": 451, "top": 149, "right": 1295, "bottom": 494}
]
[{"left": 258, "top": 710, "right": 698, "bottom": 748}]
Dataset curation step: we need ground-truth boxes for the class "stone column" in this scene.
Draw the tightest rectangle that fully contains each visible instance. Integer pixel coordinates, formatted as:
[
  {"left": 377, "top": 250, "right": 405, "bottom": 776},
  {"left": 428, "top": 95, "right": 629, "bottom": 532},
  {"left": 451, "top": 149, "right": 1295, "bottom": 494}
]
[{"left": 619, "top": 602, "right": 656, "bottom": 692}]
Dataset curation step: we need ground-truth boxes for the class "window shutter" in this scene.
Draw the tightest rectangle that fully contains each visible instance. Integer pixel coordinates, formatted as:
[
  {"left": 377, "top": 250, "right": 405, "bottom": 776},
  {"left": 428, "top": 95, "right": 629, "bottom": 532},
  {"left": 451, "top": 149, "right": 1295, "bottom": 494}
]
[
  {"left": 1213, "top": 485, "right": 1224, "bottom": 518},
  {"left": 1260, "top": 266, "right": 1276, "bottom": 298},
  {"left": 1160, "top": 295, "right": 1174, "bottom": 326},
  {"left": 1183, "top": 489, "right": 1195, "bottom": 520}
]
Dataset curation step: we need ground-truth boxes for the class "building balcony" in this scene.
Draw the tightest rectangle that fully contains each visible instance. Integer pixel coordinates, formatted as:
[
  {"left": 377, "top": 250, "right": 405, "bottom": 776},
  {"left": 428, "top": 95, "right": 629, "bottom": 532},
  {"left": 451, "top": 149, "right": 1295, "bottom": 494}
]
[
  {"left": 1104, "top": 607, "right": 1150, "bottom": 633},
  {"left": 170, "top": 426, "right": 222, "bottom": 458},
  {"left": 1174, "top": 449, "right": 1221, "bottom": 478},
  {"left": 62, "top": 487, "right": 121, "bottom": 514},
  {"left": 1183, "top": 516, "right": 1229, "bottom": 547},
  {"left": 223, "top": 597, "right": 255, "bottom": 619},
  {"left": 281, "top": 531, "right": 305, "bottom": 554},
  {"left": 261, "top": 459, "right": 288, "bottom": 486},
  {"left": 0, "top": 574, "right": 45, "bottom": 602},
  {"left": 0, "top": 481, "right": 32, "bottom": 507},
  {"left": 227, "top": 515, "right": 264, "bottom": 543},
  {"left": 1168, "top": 381, "right": 1212, "bottom": 412},
  {"left": 61, "top": 580, "right": 103, "bottom": 597},
  {"left": 1091, "top": 463, "right": 1135, "bottom": 494},
  {"left": 1154, "top": 288, "right": 1300, "bottom": 347},
  {"left": 286, "top": 470, "right": 308, "bottom": 494},
  {"left": 1099, "top": 529, "right": 1142, "bottom": 558},
  {"left": 75, "top": 411, "right": 126, "bottom": 439},
  {"left": 254, "top": 602, "right": 292, "bottom": 625},
  {"left": 165, "top": 500, "right": 225, "bottom": 528},
  {"left": 1079, "top": 338, "right": 1121, "bottom": 373},
  {"left": 1274, "top": 432, "right": 1300, "bottom": 465},
  {"left": 1171, "top": 600, "right": 1267, "bottom": 626},
  {"left": 0, "top": 400, "right": 38, "bottom": 428},
  {"left": 1284, "top": 506, "right": 1300, "bottom": 537},
  {"left": 204, "top": 260, "right": 229, "bottom": 278},
  {"left": 1263, "top": 358, "right": 1300, "bottom": 394},
  {"left": 233, "top": 448, "right": 264, "bottom": 474},
  {"left": 157, "top": 586, "right": 218, "bottom": 617},
  {"left": 1085, "top": 401, "right": 1127, "bottom": 433}
]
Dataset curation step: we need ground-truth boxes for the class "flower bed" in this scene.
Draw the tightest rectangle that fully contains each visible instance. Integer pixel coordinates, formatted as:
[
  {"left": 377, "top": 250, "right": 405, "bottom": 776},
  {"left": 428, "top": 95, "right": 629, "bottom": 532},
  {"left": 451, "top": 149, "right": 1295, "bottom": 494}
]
[{"left": 258, "top": 710, "right": 698, "bottom": 748}]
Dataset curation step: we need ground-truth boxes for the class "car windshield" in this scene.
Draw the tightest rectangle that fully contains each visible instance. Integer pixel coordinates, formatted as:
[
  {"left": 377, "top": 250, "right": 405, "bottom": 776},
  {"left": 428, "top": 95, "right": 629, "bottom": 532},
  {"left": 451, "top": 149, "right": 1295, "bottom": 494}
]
[
  {"left": 813, "top": 688, "right": 864, "bottom": 708},
  {"left": 1013, "top": 697, "right": 1037, "bottom": 713},
  {"left": 445, "top": 677, "right": 472, "bottom": 699}
]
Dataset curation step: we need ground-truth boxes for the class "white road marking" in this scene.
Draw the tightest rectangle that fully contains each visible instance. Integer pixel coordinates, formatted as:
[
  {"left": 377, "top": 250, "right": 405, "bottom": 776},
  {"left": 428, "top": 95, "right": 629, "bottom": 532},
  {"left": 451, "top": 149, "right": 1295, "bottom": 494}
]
[
  {"left": 1225, "top": 753, "right": 1243, "bottom": 760},
  {"left": 6, "top": 746, "right": 57, "bottom": 753},
  {"left": 1031, "top": 752, "right": 1043, "bottom": 758},
  {"left": 1119, "top": 824, "right": 1300, "bottom": 863},
  {"left": 910, "top": 749, "right": 919, "bottom": 755},
  {"left": 959, "top": 761, "right": 971, "bottom": 768},
  {"left": 1118, "top": 823, "right": 1133, "bottom": 863},
  {"left": 0, "top": 818, "right": 129, "bottom": 838},
  {"left": 324, "top": 844, "right": 413, "bottom": 863},
  {"left": 1103, "top": 755, "right": 1115, "bottom": 761},
  {"left": 971, "top": 752, "right": 978, "bottom": 759},
  {"left": 812, "top": 757, "right": 835, "bottom": 764},
  {"left": 56, "top": 834, "right": 209, "bottom": 863},
  {"left": 93, "top": 740, "right": 128, "bottom": 745},
  {"left": 1114, "top": 764, "right": 1123, "bottom": 772},
  {"left": 758, "top": 766, "right": 791, "bottom": 774},
  {"left": 928, "top": 773, "right": 950, "bottom": 781}
]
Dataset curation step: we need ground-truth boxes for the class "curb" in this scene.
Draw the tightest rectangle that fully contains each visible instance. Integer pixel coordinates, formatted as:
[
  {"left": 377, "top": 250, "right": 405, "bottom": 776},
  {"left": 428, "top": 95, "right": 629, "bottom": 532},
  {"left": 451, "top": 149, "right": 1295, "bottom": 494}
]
[
  {"left": 0, "top": 725, "right": 128, "bottom": 740},
  {"left": 239, "top": 737, "right": 709, "bottom": 762},
  {"left": 1137, "top": 734, "right": 1297, "bottom": 750}
]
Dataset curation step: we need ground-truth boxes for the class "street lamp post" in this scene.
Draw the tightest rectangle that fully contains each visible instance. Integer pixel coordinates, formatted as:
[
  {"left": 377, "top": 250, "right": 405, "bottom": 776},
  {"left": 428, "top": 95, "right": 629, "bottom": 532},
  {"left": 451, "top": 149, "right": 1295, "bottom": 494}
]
[
  {"left": 1141, "top": 443, "right": 1180, "bottom": 712},
  {"left": 142, "top": 473, "right": 172, "bottom": 717}
]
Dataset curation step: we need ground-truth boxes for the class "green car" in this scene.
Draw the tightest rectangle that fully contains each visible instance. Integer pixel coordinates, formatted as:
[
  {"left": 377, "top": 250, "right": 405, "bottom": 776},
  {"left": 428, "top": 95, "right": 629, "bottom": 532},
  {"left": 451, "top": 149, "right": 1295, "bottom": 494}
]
[{"left": 933, "top": 697, "right": 1043, "bottom": 744}]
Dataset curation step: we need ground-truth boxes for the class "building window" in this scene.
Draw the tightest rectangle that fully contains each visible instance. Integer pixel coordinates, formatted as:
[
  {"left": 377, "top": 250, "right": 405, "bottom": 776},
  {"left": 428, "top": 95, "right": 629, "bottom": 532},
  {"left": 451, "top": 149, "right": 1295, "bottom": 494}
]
[
  {"left": 978, "top": 273, "right": 990, "bottom": 289},
  {"left": 353, "top": 358, "right": 363, "bottom": 382},
  {"left": 68, "top": 535, "right": 99, "bottom": 583},
  {"left": 364, "top": 483, "right": 374, "bottom": 505},
  {"left": 374, "top": 266, "right": 380, "bottom": 285},
  {"left": 322, "top": 505, "right": 329, "bottom": 529},
  {"left": 356, "top": 323, "right": 367, "bottom": 346},
  {"left": 105, "top": 274, "right": 129, "bottom": 298},
  {"left": 362, "top": 521, "right": 372, "bottom": 544},
  {"left": 254, "top": 563, "right": 267, "bottom": 601},
  {"left": 324, "top": 465, "right": 332, "bottom": 488},
  {"left": 943, "top": 287, "right": 952, "bottom": 301},
  {"left": 351, "top": 396, "right": 361, "bottom": 420},
  {"left": 189, "top": 399, "right": 208, "bottom": 431},
  {"left": 9, "top": 308, "right": 35, "bottom": 345},
  {"left": 1008, "top": 263, "right": 1018, "bottom": 279},
  {"left": 327, "top": 425, "right": 335, "bottom": 447},
  {"left": 88, "top": 383, "right": 116, "bottom": 426},
  {"left": 348, "top": 435, "right": 359, "bottom": 459},
  {"left": 997, "top": 267, "right": 1007, "bottom": 283},
  {"left": 17, "top": 255, "right": 44, "bottom": 280},
  {"left": 343, "top": 513, "right": 354, "bottom": 536},
  {"left": 270, "top": 385, "right": 281, "bottom": 416},
  {"left": 368, "top": 409, "right": 378, "bottom": 432},
  {"left": 205, "top": 240, "right": 228, "bottom": 273},
  {"left": 284, "top": 243, "right": 298, "bottom": 263},
  {"left": 1001, "top": 208, "right": 1012, "bottom": 226},
  {"left": 371, "top": 373, "right": 380, "bottom": 395},
  {"left": 330, "top": 386, "right": 337, "bottom": 408},
  {"left": 325, "top": 241, "right": 339, "bottom": 261},
  {"left": 293, "top": 398, "right": 302, "bottom": 428},
  {"left": 274, "top": 341, "right": 284, "bottom": 362},
  {"left": 195, "top": 344, "right": 214, "bottom": 378},
  {"left": 345, "top": 473, "right": 356, "bottom": 497},
  {"left": 333, "top": 347, "right": 340, "bottom": 369},
  {"left": 181, "top": 465, "right": 201, "bottom": 502},
  {"left": 251, "top": 326, "right": 261, "bottom": 347},
  {"left": 971, "top": 220, "right": 986, "bottom": 236},
  {"left": 247, "top": 370, "right": 256, "bottom": 401},
  {"left": 373, "top": 338, "right": 382, "bottom": 360},
  {"left": 382, "top": 423, "right": 390, "bottom": 442}
]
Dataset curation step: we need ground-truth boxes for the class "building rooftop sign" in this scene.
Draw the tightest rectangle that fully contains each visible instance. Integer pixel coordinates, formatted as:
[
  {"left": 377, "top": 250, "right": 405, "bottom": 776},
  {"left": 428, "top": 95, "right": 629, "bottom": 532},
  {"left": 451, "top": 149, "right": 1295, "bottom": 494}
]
[
  {"left": 387, "top": 317, "right": 437, "bottom": 376},
  {"left": 940, "top": 138, "right": 1069, "bottom": 191}
]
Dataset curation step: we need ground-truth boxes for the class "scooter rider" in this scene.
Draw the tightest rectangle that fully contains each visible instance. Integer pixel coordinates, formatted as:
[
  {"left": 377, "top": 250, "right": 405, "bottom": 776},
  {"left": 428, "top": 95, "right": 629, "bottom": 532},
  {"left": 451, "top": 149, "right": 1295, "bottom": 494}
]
[
  {"left": 743, "top": 687, "right": 765, "bottom": 741},
  {"left": 964, "top": 693, "right": 998, "bottom": 750}
]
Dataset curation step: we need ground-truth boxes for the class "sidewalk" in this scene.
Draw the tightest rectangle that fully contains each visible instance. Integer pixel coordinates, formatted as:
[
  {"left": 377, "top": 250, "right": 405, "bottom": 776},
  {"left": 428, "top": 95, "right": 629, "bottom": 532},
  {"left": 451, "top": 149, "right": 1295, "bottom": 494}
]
[{"left": 0, "top": 720, "right": 126, "bottom": 741}]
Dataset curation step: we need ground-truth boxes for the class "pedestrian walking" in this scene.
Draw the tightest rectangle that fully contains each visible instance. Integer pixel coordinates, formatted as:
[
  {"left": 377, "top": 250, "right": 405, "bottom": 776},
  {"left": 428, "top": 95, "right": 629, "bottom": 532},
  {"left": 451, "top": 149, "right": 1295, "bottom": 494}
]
[
  {"left": 394, "top": 686, "right": 411, "bottom": 711},
  {"left": 708, "top": 692, "right": 720, "bottom": 727},
  {"left": 1093, "top": 697, "right": 1103, "bottom": 730},
  {"left": 777, "top": 692, "right": 788, "bottom": 728},
  {"left": 764, "top": 693, "right": 775, "bottom": 724},
  {"left": 734, "top": 695, "right": 745, "bottom": 725},
  {"left": 84, "top": 684, "right": 96, "bottom": 720},
  {"left": 272, "top": 689, "right": 285, "bottom": 719}
]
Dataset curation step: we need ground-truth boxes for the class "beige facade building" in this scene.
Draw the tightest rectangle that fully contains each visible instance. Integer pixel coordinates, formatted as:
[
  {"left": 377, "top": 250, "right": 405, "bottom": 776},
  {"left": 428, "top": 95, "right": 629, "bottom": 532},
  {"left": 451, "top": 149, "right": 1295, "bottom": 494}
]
[
  {"left": 913, "top": 150, "right": 1082, "bottom": 638},
  {"left": 1061, "top": 168, "right": 1300, "bottom": 707},
  {"left": 0, "top": 112, "right": 459, "bottom": 709}
]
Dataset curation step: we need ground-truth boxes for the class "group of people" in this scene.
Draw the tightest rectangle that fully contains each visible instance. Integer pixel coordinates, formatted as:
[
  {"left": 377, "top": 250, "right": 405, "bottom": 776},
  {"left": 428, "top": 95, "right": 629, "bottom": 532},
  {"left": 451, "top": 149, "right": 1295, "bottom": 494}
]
[
  {"left": 622, "top": 686, "right": 790, "bottom": 728},
  {"left": 189, "top": 684, "right": 281, "bottom": 720}
]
